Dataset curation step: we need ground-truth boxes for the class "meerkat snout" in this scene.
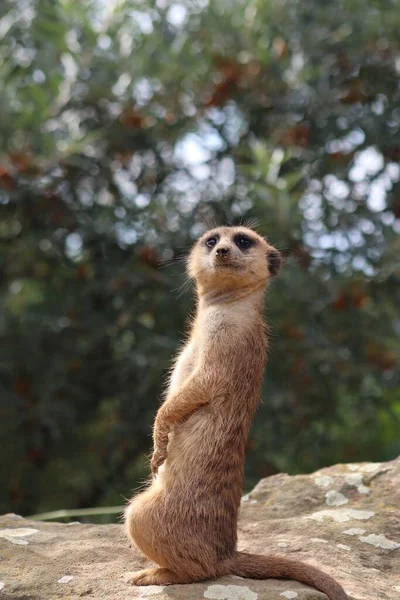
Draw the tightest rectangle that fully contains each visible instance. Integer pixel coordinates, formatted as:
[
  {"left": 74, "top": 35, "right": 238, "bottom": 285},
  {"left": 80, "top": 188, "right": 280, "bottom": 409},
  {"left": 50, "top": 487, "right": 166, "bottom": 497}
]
[{"left": 215, "top": 246, "right": 230, "bottom": 257}]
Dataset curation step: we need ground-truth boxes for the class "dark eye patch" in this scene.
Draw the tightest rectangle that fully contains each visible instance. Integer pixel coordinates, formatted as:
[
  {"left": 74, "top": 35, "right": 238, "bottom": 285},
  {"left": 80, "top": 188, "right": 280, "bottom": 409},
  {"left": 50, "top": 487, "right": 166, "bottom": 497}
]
[
  {"left": 233, "top": 234, "right": 256, "bottom": 251},
  {"left": 205, "top": 235, "right": 219, "bottom": 249}
]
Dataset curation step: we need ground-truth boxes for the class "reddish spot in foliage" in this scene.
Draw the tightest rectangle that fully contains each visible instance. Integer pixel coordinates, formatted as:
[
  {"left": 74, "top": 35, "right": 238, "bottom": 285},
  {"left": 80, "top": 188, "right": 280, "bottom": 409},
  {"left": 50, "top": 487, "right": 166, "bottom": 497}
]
[
  {"left": 296, "top": 414, "right": 310, "bottom": 429},
  {"left": 336, "top": 50, "right": 352, "bottom": 73},
  {"left": 282, "top": 123, "right": 310, "bottom": 147},
  {"left": 392, "top": 198, "right": 400, "bottom": 219},
  {"left": 26, "top": 449, "right": 44, "bottom": 463},
  {"left": 9, "top": 486, "right": 23, "bottom": 504},
  {"left": 10, "top": 152, "right": 33, "bottom": 172},
  {"left": 329, "top": 151, "right": 355, "bottom": 165},
  {"left": 292, "top": 357, "right": 305, "bottom": 373},
  {"left": 366, "top": 342, "right": 397, "bottom": 371},
  {"left": 340, "top": 78, "right": 373, "bottom": 105},
  {"left": 204, "top": 78, "right": 240, "bottom": 107},
  {"left": 14, "top": 377, "right": 32, "bottom": 399},
  {"left": 77, "top": 265, "right": 88, "bottom": 280},
  {"left": 283, "top": 323, "right": 305, "bottom": 341},
  {"left": 273, "top": 37, "right": 289, "bottom": 59},
  {"left": 66, "top": 307, "right": 80, "bottom": 323},
  {"left": 204, "top": 57, "right": 244, "bottom": 107},
  {"left": 332, "top": 295, "right": 348, "bottom": 311},
  {"left": 164, "top": 112, "right": 177, "bottom": 124},
  {"left": 257, "top": 462, "right": 277, "bottom": 478},
  {"left": 294, "top": 245, "right": 312, "bottom": 269},
  {"left": 382, "top": 146, "right": 400, "bottom": 162},
  {"left": 353, "top": 293, "right": 367, "bottom": 308},
  {"left": 68, "top": 360, "right": 81, "bottom": 371},
  {"left": 120, "top": 108, "right": 145, "bottom": 129},
  {"left": 245, "top": 439, "right": 255, "bottom": 452},
  {"left": 138, "top": 245, "right": 159, "bottom": 268},
  {"left": 0, "top": 166, "right": 14, "bottom": 190},
  {"left": 119, "top": 438, "right": 130, "bottom": 452}
]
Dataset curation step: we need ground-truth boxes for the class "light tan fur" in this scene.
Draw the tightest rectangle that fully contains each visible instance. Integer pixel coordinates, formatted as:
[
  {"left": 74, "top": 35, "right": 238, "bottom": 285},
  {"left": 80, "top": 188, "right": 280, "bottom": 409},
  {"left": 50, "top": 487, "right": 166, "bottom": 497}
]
[{"left": 125, "top": 226, "right": 348, "bottom": 600}]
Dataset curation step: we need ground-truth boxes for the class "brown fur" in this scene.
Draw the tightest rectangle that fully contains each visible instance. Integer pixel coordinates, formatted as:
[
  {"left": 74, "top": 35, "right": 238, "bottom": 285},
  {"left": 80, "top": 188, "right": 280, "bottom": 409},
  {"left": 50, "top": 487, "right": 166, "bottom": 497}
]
[{"left": 125, "top": 226, "right": 348, "bottom": 600}]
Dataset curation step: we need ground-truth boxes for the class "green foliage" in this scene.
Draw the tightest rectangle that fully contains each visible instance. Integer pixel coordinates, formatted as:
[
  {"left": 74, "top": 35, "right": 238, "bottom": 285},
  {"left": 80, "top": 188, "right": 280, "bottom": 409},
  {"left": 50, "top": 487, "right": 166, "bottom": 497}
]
[{"left": 0, "top": 0, "right": 399, "bottom": 517}]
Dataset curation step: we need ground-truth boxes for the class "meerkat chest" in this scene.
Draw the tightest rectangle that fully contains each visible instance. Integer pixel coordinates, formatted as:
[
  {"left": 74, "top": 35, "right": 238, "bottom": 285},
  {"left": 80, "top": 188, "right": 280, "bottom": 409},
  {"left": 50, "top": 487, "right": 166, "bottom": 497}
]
[
  {"left": 168, "top": 342, "right": 198, "bottom": 394},
  {"left": 168, "top": 305, "right": 260, "bottom": 395},
  {"left": 167, "top": 320, "right": 230, "bottom": 395},
  {"left": 197, "top": 303, "right": 255, "bottom": 342}
]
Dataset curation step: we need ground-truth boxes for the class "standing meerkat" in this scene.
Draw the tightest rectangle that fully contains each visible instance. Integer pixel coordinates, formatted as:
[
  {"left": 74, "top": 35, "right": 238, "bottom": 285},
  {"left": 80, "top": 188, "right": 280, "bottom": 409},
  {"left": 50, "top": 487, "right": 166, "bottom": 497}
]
[{"left": 125, "top": 226, "right": 348, "bottom": 600}]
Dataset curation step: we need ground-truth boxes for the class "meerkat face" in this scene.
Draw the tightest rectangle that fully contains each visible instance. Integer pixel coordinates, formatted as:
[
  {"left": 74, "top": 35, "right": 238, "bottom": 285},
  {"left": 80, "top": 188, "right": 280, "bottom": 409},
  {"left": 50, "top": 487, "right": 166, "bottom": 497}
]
[{"left": 187, "top": 226, "right": 281, "bottom": 291}]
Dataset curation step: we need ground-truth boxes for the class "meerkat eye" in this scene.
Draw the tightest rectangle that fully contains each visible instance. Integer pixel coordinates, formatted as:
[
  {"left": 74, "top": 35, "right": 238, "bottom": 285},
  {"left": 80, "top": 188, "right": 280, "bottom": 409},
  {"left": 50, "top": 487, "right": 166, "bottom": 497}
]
[
  {"left": 206, "top": 237, "right": 218, "bottom": 248},
  {"left": 234, "top": 234, "right": 254, "bottom": 250}
]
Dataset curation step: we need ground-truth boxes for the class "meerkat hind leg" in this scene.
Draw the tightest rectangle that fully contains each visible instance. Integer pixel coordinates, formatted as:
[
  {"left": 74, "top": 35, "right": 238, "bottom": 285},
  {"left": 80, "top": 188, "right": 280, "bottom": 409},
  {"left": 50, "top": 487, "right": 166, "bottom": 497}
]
[{"left": 128, "top": 567, "right": 194, "bottom": 586}]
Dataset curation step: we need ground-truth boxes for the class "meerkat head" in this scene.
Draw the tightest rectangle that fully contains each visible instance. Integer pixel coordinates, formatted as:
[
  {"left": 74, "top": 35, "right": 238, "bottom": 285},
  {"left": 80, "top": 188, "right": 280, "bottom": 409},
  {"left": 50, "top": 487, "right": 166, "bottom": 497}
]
[{"left": 187, "top": 226, "right": 281, "bottom": 293}]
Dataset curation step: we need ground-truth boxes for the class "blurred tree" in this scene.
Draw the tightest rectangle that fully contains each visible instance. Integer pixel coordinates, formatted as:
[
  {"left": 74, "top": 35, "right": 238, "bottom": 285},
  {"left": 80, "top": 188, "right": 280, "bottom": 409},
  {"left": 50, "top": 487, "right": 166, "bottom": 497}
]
[{"left": 0, "top": 0, "right": 399, "bottom": 516}]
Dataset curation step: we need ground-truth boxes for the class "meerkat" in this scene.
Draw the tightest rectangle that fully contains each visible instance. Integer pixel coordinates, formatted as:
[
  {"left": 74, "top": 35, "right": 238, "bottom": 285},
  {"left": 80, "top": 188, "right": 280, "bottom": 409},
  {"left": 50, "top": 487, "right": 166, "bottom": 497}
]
[{"left": 125, "top": 226, "right": 348, "bottom": 600}]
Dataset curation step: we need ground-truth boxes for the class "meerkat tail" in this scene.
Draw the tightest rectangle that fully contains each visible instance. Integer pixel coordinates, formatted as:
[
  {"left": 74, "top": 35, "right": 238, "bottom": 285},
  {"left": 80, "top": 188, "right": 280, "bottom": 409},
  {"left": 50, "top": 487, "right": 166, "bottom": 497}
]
[{"left": 228, "top": 551, "right": 348, "bottom": 600}]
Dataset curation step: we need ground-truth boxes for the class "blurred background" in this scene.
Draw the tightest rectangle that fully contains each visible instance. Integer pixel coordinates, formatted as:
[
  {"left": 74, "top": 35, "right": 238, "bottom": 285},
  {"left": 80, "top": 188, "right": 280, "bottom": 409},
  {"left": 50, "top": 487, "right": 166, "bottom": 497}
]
[{"left": 1, "top": 0, "right": 399, "bottom": 522}]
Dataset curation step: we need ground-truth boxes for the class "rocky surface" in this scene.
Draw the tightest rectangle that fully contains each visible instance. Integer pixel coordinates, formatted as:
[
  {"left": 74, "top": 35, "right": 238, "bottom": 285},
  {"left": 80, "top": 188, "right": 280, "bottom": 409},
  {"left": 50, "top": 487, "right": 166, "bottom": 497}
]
[{"left": 0, "top": 458, "right": 399, "bottom": 600}]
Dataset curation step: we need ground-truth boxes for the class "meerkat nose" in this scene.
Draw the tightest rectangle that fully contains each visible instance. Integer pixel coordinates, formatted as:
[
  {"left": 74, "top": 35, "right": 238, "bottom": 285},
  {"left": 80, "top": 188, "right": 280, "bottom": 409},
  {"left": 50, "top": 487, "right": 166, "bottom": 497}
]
[{"left": 216, "top": 246, "right": 230, "bottom": 257}]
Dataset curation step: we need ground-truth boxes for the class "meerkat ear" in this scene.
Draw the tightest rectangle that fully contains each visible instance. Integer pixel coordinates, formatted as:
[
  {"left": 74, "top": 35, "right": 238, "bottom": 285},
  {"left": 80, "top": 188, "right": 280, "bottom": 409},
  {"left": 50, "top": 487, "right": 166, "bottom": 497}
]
[{"left": 267, "top": 249, "right": 282, "bottom": 276}]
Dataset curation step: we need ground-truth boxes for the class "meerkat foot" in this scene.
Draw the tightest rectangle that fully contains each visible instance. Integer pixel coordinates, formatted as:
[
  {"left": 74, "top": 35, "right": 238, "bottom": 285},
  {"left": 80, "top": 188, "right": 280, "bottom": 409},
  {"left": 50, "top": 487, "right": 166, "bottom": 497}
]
[{"left": 128, "top": 567, "right": 186, "bottom": 586}]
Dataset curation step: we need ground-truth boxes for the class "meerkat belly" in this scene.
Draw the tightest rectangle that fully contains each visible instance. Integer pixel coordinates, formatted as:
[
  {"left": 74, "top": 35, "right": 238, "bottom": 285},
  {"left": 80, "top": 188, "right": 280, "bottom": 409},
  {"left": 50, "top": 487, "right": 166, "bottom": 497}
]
[
  {"left": 127, "top": 411, "right": 243, "bottom": 564},
  {"left": 165, "top": 406, "right": 247, "bottom": 496}
]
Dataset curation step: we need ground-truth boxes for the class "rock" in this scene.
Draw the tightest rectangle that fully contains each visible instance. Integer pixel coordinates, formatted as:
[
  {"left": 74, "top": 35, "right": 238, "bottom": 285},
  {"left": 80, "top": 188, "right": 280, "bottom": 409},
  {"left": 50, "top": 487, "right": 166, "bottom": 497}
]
[{"left": 0, "top": 457, "right": 399, "bottom": 599}]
